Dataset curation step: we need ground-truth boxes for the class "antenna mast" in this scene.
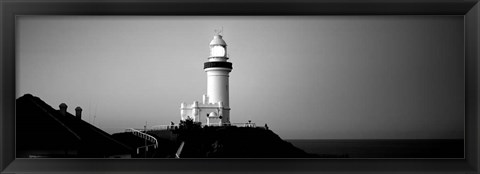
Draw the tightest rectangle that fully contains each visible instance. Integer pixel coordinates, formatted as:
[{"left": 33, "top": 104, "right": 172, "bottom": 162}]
[
  {"left": 88, "top": 100, "right": 91, "bottom": 123},
  {"left": 93, "top": 104, "right": 97, "bottom": 125}
]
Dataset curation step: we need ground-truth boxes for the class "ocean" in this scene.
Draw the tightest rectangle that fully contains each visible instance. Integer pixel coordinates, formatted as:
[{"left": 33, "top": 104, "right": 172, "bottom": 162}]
[{"left": 286, "top": 139, "right": 464, "bottom": 158}]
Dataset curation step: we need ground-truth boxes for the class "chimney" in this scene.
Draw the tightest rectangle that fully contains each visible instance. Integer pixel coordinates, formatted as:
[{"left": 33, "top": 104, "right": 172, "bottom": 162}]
[
  {"left": 59, "top": 103, "right": 67, "bottom": 116},
  {"left": 75, "top": 106, "right": 82, "bottom": 120}
]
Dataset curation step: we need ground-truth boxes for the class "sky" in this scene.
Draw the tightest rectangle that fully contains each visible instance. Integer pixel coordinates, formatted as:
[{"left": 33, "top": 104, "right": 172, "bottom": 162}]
[{"left": 16, "top": 16, "right": 464, "bottom": 139}]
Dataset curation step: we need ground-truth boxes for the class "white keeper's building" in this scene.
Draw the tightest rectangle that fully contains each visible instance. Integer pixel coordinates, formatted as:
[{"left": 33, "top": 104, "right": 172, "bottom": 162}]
[{"left": 180, "top": 34, "right": 233, "bottom": 126}]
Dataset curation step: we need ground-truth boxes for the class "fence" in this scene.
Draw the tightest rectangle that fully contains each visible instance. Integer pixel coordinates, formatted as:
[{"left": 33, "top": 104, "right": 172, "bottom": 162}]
[
  {"left": 147, "top": 122, "right": 264, "bottom": 130},
  {"left": 125, "top": 128, "right": 159, "bottom": 154}
]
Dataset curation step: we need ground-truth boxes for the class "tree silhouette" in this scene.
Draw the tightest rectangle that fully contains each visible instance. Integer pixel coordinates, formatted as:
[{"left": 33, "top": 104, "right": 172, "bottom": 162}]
[{"left": 178, "top": 117, "right": 201, "bottom": 130}]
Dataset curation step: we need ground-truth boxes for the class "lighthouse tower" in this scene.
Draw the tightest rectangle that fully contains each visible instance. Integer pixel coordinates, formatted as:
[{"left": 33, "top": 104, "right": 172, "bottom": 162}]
[
  {"left": 204, "top": 34, "right": 233, "bottom": 124},
  {"left": 180, "top": 33, "right": 233, "bottom": 125}
]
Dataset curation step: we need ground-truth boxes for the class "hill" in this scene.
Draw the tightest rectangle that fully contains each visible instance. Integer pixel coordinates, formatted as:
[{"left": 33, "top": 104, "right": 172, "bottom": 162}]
[
  {"left": 112, "top": 130, "right": 179, "bottom": 158},
  {"left": 113, "top": 120, "right": 347, "bottom": 158},
  {"left": 176, "top": 126, "right": 317, "bottom": 158}
]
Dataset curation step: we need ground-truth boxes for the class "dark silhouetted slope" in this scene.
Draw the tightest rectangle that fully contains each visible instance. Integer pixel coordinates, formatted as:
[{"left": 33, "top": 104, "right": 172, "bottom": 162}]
[
  {"left": 16, "top": 94, "right": 132, "bottom": 158},
  {"left": 174, "top": 126, "right": 323, "bottom": 158},
  {"left": 112, "top": 130, "right": 180, "bottom": 158}
]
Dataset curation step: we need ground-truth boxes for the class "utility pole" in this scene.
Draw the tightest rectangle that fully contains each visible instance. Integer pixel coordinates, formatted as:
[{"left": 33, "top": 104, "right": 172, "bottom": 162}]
[{"left": 144, "top": 121, "right": 147, "bottom": 158}]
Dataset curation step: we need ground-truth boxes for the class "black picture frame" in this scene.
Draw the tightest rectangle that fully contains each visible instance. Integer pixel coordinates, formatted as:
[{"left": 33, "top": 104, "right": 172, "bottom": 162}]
[{"left": 1, "top": 0, "right": 479, "bottom": 173}]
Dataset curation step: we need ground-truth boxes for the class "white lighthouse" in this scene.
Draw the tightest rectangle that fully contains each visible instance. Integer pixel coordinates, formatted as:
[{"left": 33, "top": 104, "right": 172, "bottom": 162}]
[{"left": 180, "top": 33, "right": 233, "bottom": 126}]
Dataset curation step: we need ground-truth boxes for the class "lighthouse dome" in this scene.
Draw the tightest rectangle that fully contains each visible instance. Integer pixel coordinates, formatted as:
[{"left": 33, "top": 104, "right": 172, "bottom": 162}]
[
  {"left": 209, "top": 35, "right": 227, "bottom": 46},
  {"left": 208, "top": 112, "right": 218, "bottom": 117}
]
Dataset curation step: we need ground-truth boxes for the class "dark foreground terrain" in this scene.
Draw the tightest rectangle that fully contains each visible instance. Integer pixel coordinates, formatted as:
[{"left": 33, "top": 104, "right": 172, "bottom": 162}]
[{"left": 113, "top": 123, "right": 347, "bottom": 158}]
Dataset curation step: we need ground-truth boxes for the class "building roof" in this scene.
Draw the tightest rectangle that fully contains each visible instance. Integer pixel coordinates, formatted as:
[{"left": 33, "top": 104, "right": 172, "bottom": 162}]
[
  {"left": 209, "top": 35, "right": 227, "bottom": 46},
  {"left": 16, "top": 94, "right": 133, "bottom": 158}
]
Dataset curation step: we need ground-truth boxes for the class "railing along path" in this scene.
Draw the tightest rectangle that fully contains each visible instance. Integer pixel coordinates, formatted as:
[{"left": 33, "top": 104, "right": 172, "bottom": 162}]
[{"left": 125, "top": 128, "right": 159, "bottom": 154}]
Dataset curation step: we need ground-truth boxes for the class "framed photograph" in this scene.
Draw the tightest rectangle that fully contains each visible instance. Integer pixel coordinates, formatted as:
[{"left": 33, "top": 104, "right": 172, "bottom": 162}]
[{"left": 1, "top": 0, "right": 479, "bottom": 173}]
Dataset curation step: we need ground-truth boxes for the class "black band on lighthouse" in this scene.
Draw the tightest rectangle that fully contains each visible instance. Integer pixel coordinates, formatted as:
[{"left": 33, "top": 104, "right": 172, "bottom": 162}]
[{"left": 204, "top": 62, "right": 233, "bottom": 69}]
